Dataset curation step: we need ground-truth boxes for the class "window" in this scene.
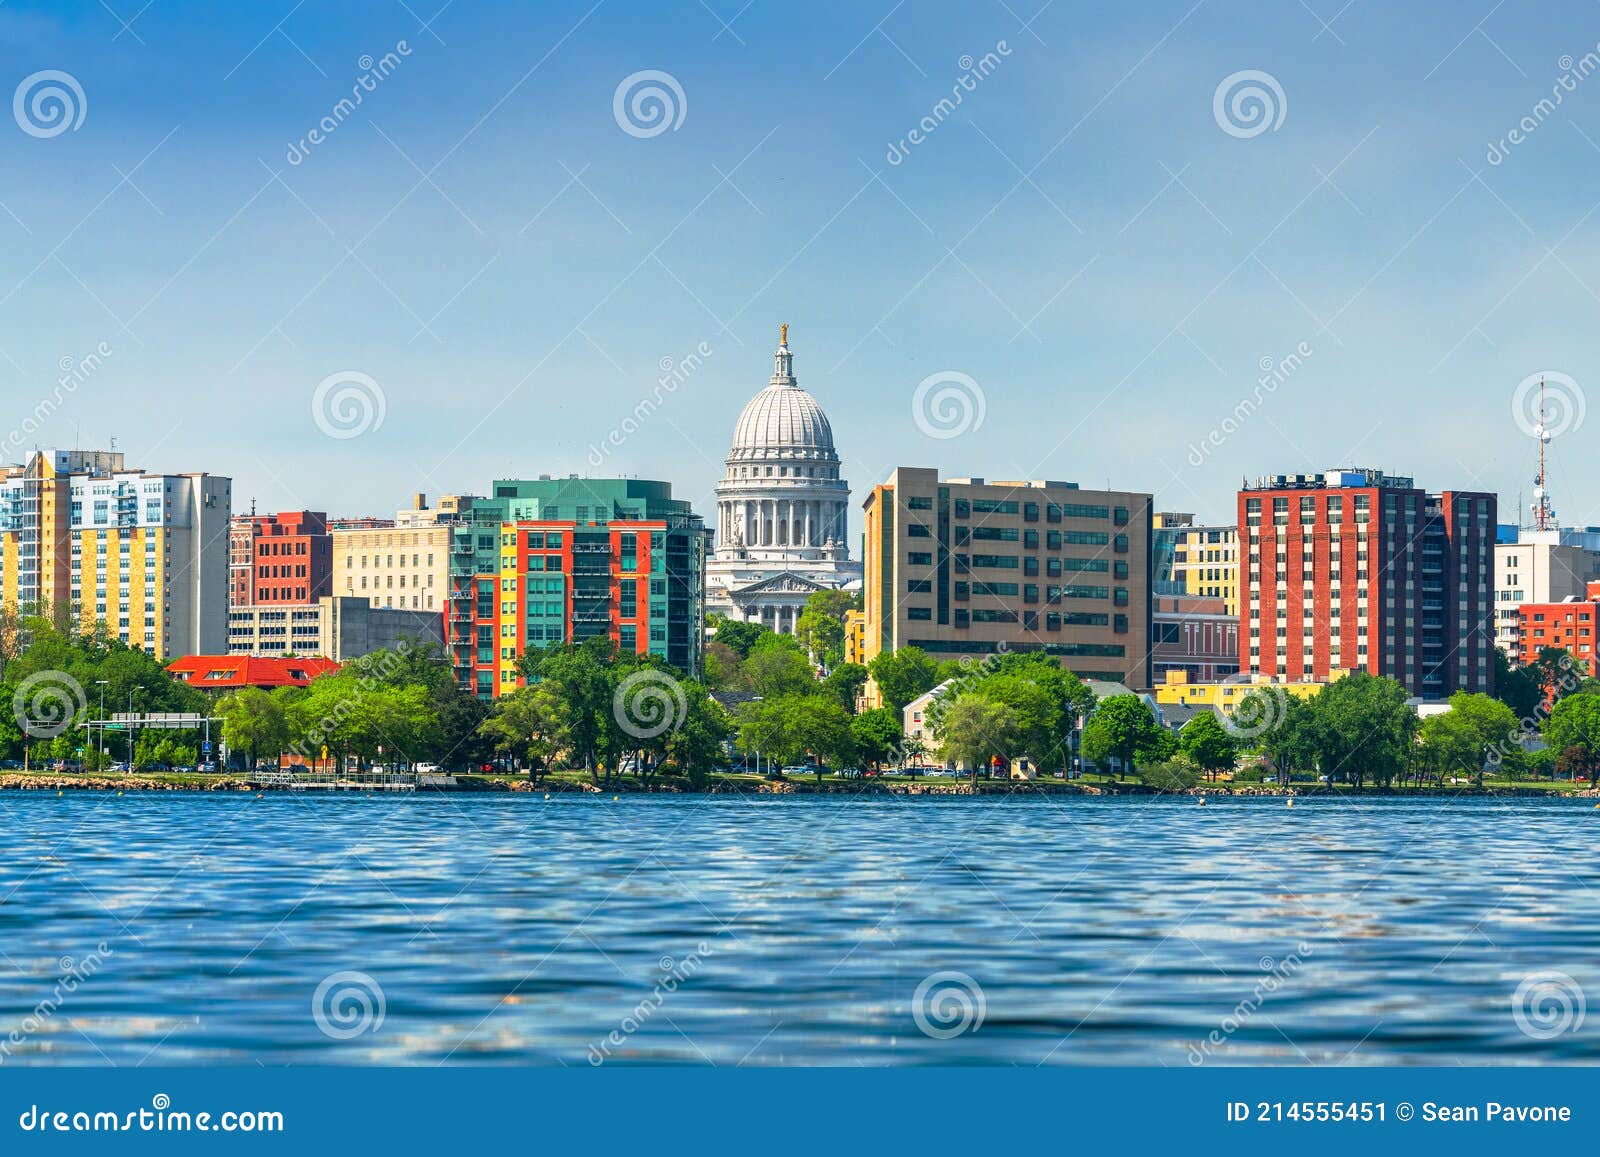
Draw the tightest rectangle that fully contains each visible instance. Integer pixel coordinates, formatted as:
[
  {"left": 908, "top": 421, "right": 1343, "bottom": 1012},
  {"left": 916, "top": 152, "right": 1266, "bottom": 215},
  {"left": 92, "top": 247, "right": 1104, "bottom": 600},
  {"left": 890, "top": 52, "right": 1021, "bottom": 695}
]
[{"left": 907, "top": 607, "right": 933, "bottom": 621}]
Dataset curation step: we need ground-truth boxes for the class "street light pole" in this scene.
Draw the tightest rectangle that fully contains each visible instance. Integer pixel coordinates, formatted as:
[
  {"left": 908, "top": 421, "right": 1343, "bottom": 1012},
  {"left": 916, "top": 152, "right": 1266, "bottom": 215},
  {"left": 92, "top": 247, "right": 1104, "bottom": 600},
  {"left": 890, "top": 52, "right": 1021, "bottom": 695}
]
[
  {"left": 95, "top": 680, "right": 108, "bottom": 771},
  {"left": 126, "top": 688, "right": 139, "bottom": 772}
]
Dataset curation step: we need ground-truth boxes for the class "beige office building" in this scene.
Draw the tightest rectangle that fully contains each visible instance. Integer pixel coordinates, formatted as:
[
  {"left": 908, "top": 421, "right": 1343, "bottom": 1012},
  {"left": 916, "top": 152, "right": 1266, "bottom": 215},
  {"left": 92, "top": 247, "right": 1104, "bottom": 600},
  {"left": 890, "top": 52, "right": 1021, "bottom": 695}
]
[
  {"left": 331, "top": 494, "right": 480, "bottom": 612},
  {"left": 226, "top": 595, "right": 444, "bottom": 659},
  {"left": 859, "top": 468, "right": 1153, "bottom": 687}
]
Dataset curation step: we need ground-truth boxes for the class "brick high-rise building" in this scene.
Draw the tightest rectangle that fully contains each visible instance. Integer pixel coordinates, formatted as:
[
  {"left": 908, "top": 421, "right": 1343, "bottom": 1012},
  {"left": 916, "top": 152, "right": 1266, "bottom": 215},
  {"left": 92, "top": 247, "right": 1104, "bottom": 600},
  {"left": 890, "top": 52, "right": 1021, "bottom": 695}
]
[
  {"left": 1239, "top": 469, "right": 1495, "bottom": 698},
  {"left": 1517, "top": 580, "right": 1600, "bottom": 675},
  {"left": 230, "top": 510, "right": 332, "bottom": 607}
]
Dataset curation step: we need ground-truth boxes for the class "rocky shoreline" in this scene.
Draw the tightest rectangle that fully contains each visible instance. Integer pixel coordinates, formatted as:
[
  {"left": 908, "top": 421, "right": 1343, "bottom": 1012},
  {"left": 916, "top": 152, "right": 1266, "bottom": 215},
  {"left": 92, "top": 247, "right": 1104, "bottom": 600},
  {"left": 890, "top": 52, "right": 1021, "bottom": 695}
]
[{"left": 4, "top": 773, "right": 1597, "bottom": 798}]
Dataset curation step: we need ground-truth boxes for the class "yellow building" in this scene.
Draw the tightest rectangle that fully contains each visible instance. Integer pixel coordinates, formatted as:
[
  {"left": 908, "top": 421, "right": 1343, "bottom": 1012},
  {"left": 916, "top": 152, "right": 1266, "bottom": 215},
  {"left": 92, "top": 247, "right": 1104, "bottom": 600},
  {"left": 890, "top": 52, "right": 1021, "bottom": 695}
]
[
  {"left": 1153, "top": 512, "right": 1239, "bottom": 615},
  {"left": 843, "top": 607, "right": 866, "bottom": 666},
  {"left": 1, "top": 450, "right": 230, "bottom": 658},
  {"left": 1153, "top": 669, "right": 1343, "bottom": 714}
]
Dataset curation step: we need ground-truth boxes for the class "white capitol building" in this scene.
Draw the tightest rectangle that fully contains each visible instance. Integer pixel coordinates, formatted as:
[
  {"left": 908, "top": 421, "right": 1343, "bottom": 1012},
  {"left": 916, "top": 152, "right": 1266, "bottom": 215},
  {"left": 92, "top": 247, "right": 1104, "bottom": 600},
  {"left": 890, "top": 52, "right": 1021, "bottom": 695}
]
[{"left": 706, "top": 327, "right": 863, "bottom": 633}]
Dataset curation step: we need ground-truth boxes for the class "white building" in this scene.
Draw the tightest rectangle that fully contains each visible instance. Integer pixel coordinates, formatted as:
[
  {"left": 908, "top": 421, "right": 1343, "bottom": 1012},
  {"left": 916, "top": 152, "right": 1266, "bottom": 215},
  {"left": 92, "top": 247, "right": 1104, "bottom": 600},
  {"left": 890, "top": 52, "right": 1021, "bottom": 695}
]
[{"left": 706, "top": 328, "right": 862, "bottom": 633}]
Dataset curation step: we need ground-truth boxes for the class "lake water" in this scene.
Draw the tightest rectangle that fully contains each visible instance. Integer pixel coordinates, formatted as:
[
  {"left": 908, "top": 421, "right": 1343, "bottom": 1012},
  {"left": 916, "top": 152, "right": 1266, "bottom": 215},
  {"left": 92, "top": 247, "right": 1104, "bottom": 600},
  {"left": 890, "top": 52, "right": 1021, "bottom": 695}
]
[{"left": 1, "top": 793, "right": 1596, "bottom": 1066}]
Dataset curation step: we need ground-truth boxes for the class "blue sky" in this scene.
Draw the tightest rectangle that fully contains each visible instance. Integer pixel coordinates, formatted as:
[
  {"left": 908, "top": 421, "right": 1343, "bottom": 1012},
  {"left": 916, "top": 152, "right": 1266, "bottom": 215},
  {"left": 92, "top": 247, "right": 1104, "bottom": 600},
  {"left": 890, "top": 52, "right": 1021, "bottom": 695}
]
[{"left": 4, "top": 0, "right": 1600, "bottom": 530}]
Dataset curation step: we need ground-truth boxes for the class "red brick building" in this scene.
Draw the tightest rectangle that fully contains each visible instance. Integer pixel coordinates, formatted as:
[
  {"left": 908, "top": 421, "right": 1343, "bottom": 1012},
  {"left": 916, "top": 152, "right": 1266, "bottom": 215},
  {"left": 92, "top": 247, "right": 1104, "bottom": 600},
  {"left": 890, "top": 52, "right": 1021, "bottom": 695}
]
[
  {"left": 229, "top": 510, "right": 332, "bottom": 607},
  {"left": 1239, "top": 469, "right": 1495, "bottom": 698},
  {"left": 1517, "top": 580, "right": 1600, "bottom": 674}
]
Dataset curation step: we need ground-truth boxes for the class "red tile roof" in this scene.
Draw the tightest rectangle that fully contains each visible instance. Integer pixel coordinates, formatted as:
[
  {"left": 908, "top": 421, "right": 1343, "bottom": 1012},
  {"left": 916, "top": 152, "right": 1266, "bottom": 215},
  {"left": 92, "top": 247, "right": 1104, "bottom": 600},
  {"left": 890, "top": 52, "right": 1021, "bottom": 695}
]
[{"left": 168, "top": 655, "right": 340, "bottom": 690}]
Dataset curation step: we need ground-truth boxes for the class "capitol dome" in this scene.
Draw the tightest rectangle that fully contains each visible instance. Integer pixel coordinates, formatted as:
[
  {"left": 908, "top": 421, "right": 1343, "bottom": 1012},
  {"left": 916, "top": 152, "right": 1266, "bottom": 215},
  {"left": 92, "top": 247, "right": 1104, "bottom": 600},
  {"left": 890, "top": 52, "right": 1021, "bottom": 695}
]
[
  {"left": 727, "top": 333, "right": 836, "bottom": 461},
  {"left": 706, "top": 328, "right": 862, "bottom": 636}
]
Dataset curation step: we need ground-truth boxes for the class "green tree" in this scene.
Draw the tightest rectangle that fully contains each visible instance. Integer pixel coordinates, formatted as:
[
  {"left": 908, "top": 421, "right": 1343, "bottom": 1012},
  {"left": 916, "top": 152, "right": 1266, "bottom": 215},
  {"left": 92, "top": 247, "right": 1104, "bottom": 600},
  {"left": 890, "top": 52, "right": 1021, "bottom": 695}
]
[
  {"left": 867, "top": 646, "right": 940, "bottom": 714},
  {"left": 1178, "top": 710, "right": 1238, "bottom": 781},
  {"left": 1136, "top": 758, "right": 1201, "bottom": 792},
  {"left": 1080, "top": 694, "right": 1163, "bottom": 779},
  {"left": 849, "top": 707, "right": 903, "bottom": 770},
  {"left": 216, "top": 687, "right": 288, "bottom": 771},
  {"left": 1306, "top": 672, "right": 1417, "bottom": 788},
  {"left": 1543, "top": 692, "right": 1600, "bottom": 786},
  {"left": 737, "top": 642, "right": 817, "bottom": 699},
  {"left": 734, "top": 693, "right": 854, "bottom": 783},
  {"left": 707, "top": 616, "right": 770, "bottom": 659},
  {"left": 822, "top": 662, "right": 869, "bottom": 712},
  {"left": 795, "top": 590, "right": 860, "bottom": 669},
  {"left": 479, "top": 682, "right": 564, "bottom": 781},
  {"left": 937, "top": 693, "right": 1021, "bottom": 782},
  {"left": 1492, "top": 648, "right": 1541, "bottom": 720}
]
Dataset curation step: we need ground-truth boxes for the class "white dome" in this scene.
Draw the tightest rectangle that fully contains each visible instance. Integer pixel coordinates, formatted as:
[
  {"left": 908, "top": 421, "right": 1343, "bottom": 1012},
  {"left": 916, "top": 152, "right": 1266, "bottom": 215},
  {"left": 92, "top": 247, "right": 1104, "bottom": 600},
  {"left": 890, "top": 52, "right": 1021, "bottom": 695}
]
[{"left": 730, "top": 383, "right": 835, "bottom": 456}]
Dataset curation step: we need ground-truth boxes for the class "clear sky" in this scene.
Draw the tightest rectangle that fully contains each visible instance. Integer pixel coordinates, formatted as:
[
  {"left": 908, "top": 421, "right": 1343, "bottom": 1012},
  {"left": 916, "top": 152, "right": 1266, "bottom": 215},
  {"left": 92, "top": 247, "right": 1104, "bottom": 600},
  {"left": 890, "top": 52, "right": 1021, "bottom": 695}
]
[{"left": 4, "top": 0, "right": 1599, "bottom": 532}]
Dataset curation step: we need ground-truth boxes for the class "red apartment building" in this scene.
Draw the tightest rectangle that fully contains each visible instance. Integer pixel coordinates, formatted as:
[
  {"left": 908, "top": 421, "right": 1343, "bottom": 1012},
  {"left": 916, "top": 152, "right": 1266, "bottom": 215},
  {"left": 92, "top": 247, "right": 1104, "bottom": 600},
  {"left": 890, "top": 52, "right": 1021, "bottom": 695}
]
[
  {"left": 1239, "top": 469, "right": 1496, "bottom": 698},
  {"left": 1518, "top": 580, "right": 1600, "bottom": 675},
  {"left": 229, "top": 510, "right": 333, "bottom": 607}
]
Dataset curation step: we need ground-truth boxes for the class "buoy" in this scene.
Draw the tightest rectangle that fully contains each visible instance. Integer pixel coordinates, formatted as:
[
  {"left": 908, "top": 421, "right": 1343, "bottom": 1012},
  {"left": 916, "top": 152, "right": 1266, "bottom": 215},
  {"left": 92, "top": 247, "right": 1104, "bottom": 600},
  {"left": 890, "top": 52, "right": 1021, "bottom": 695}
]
[
  {"left": 57, "top": 791, "right": 63, "bottom": 797},
  {"left": 256, "top": 793, "right": 264, "bottom": 800},
  {"left": 1197, "top": 798, "right": 1207, "bottom": 806},
  {"left": 1286, "top": 798, "right": 1294, "bottom": 808},
  {"left": 613, "top": 795, "right": 619, "bottom": 801},
  {"left": 117, "top": 791, "right": 123, "bottom": 797},
  {"left": 544, "top": 793, "right": 551, "bottom": 801}
]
